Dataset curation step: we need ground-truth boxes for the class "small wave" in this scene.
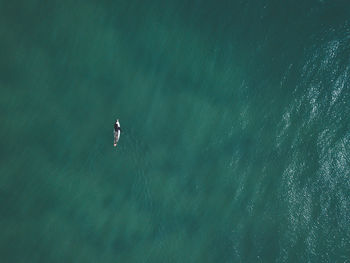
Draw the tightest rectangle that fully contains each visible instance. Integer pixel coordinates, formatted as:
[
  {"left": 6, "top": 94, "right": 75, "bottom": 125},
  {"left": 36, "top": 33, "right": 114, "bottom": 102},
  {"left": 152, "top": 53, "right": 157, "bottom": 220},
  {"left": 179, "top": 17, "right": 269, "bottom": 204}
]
[{"left": 330, "top": 67, "right": 348, "bottom": 106}]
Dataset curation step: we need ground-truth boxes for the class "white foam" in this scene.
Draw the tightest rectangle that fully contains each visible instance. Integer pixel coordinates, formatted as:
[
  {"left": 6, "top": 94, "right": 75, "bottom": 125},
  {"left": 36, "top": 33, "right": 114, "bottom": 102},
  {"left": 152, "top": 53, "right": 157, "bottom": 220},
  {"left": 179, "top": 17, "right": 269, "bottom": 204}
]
[{"left": 331, "top": 68, "right": 348, "bottom": 105}]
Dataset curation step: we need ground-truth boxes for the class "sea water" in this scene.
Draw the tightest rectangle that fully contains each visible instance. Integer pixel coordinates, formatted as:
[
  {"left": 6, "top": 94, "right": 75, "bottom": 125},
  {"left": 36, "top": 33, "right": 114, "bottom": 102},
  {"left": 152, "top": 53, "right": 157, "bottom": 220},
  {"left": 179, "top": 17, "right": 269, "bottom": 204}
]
[{"left": 1, "top": 0, "right": 350, "bottom": 262}]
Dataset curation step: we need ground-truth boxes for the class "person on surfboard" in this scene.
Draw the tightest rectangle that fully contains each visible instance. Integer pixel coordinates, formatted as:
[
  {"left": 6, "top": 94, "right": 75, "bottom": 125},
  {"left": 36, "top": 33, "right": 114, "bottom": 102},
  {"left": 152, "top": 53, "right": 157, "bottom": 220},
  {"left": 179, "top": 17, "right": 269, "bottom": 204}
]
[{"left": 114, "top": 119, "right": 121, "bottom": 147}]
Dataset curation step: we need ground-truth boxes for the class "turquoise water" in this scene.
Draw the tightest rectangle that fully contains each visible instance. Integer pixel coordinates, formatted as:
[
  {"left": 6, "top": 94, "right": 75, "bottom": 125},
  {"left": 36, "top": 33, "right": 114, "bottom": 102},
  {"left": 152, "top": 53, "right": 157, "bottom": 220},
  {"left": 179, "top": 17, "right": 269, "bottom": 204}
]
[{"left": 1, "top": 0, "right": 350, "bottom": 262}]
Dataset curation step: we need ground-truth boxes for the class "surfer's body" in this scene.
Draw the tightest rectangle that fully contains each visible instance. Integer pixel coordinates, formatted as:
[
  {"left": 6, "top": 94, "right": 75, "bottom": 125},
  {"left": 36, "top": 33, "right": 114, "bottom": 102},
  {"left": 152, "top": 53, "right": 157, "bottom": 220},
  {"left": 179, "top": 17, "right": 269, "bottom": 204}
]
[{"left": 114, "top": 119, "right": 121, "bottom": 147}]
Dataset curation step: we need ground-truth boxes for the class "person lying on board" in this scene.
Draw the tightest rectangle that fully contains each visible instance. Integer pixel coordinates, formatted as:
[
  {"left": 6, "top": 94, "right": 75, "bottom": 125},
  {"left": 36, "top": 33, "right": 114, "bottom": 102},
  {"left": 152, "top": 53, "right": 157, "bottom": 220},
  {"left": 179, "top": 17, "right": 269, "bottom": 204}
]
[{"left": 114, "top": 119, "right": 121, "bottom": 147}]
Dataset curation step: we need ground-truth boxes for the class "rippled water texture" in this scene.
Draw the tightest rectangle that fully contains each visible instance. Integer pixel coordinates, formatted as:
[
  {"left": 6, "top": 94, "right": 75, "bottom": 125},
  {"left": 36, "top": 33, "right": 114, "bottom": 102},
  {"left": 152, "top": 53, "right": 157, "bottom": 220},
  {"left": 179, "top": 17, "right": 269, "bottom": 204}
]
[{"left": 1, "top": 0, "right": 350, "bottom": 262}]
